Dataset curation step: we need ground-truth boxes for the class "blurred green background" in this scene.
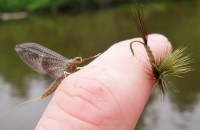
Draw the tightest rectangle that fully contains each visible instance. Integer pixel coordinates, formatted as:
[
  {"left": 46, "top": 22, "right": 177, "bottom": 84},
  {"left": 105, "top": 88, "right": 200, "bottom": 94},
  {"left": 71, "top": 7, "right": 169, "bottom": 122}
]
[{"left": 0, "top": 0, "right": 200, "bottom": 130}]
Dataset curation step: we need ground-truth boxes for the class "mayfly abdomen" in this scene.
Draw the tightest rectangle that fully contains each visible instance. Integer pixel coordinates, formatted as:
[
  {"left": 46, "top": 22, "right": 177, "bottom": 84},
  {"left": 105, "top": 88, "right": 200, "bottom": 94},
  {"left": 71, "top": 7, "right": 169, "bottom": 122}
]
[{"left": 40, "top": 76, "right": 65, "bottom": 99}]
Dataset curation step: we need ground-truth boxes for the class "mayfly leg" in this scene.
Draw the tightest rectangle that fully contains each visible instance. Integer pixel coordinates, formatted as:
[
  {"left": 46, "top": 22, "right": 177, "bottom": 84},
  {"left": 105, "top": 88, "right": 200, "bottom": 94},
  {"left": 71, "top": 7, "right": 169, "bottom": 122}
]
[{"left": 64, "top": 71, "right": 71, "bottom": 77}]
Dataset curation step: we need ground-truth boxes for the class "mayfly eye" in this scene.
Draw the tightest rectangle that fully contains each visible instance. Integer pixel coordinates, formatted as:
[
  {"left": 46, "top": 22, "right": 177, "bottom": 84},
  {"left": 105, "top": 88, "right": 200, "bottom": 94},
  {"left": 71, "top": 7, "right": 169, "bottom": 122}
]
[{"left": 75, "top": 57, "right": 82, "bottom": 61}]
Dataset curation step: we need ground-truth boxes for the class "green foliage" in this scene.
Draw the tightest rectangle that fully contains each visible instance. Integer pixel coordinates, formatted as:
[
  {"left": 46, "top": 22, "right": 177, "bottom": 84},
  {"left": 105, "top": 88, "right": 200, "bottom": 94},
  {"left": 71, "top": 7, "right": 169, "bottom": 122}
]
[
  {"left": 0, "top": 0, "right": 29, "bottom": 12},
  {"left": 27, "top": 0, "right": 50, "bottom": 11},
  {"left": 0, "top": 0, "right": 127, "bottom": 12},
  {"left": 0, "top": 0, "right": 198, "bottom": 12},
  {"left": 27, "top": 0, "right": 69, "bottom": 11}
]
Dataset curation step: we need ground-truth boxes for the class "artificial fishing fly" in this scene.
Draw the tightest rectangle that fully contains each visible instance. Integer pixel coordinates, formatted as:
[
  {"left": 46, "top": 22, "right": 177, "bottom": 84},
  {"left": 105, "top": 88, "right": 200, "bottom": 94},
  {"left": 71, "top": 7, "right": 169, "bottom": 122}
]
[{"left": 130, "top": 5, "right": 193, "bottom": 95}]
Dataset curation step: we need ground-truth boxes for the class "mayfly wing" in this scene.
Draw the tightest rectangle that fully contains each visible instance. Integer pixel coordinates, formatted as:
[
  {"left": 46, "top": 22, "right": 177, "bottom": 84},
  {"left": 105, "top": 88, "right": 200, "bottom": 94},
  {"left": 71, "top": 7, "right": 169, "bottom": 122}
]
[{"left": 15, "top": 43, "right": 68, "bottom": 79}]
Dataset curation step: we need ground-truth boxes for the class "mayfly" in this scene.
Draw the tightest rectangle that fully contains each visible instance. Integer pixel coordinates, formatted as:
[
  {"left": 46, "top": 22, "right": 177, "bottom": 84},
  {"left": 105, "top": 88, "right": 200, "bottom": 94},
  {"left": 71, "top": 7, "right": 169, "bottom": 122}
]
[
  {"left": 15, "top": 43, "right": 100, "bottom": 99},
  {"left": 0, "top": 43, "right": 100, "bottom": 117},
  {"left": 130, "top": 5, "right": 192, "bottom": 95}
]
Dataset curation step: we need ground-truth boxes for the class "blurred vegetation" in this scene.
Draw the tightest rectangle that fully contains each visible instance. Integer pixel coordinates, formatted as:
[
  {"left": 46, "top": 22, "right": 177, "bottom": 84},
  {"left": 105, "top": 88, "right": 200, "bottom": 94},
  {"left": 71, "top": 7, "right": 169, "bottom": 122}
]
[
  {"left": 0, "top": 0, "right": 127, "bottom": 13},
  {"left": 0, "top": 0, "right": 198, "bottom": 13}
]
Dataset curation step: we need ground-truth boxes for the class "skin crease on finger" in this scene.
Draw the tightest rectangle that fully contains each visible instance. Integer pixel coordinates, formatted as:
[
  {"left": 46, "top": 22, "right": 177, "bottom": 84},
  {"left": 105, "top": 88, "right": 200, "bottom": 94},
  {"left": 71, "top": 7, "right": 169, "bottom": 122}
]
[{"left": 36, "top": 34, "right": 172, "bottom": 130}]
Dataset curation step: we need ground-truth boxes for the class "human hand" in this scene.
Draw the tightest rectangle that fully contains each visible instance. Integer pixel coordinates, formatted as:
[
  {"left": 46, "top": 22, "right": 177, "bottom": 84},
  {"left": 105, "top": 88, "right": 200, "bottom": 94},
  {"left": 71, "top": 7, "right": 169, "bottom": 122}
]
[{"left": 36, "top": 34, "right": 172, "bottom": 130}]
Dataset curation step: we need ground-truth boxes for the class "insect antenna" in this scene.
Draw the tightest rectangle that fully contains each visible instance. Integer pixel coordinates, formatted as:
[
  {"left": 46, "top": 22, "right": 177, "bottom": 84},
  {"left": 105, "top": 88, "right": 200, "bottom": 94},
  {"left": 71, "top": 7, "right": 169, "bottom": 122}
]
[{"left": 82, "top": 53, "right": 101, "bottom": 62}]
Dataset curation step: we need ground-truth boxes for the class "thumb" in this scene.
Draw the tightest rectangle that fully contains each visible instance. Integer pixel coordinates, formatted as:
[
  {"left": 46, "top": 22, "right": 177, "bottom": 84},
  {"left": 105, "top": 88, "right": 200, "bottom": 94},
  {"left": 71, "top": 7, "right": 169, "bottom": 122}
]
[{"left": 36, "top": 34, "right": 172, "bottom": 130}]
